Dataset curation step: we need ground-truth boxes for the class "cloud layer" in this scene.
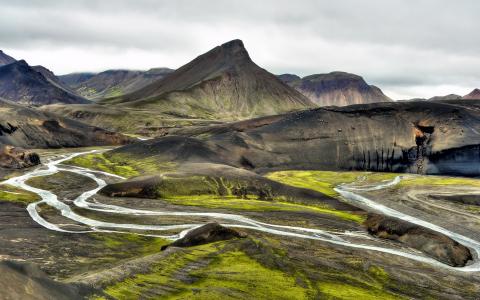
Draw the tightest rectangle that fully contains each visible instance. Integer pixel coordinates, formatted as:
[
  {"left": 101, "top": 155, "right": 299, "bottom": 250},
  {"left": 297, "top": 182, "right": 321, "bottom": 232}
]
[{"left": 1, "top": 0, "right": 479, "bottom": 99}]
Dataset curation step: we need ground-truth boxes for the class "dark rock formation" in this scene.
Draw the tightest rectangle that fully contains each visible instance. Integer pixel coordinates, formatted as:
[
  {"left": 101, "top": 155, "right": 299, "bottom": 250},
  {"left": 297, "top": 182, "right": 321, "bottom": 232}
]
[
  {"left": 0, "top": 145, "right": 40, "bottom": 168},
  {"left": 364, "top": 214, "right": 472, "bottom": 267},
  {"left": 161, "top": 222, "right": 246, "bottom": 250},
  {"left": 0, "top": 98, "right": 132, "bottom": 148},
  {"left": 279, "top": 71, "right": 392, "bottom": 106},
  {"left": 0, "top": 260, "right": 90, "bottom": 300},
  {"left": 110, "top": 100, "right": 480, "bottom": 177}
]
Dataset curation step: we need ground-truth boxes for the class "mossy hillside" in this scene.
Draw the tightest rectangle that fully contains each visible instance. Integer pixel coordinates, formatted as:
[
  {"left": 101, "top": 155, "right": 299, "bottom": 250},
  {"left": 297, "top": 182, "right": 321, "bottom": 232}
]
[
  {"left": 151, "top": 174, "right": 364, "bottom": 223},
  {"left": 155, "top": 175, "right": 276, "bottom": 200},
  {"left": 96, "top": 240, "right": 312, "bottom": 300},
  {"left": 163, "top": 196, "right": 364, "bottom": 223},
  {"left": 94, "top": 238, "right": 406, "bottom": 300},
  {"left": 266, "top": 171, "right": 398, "bottom": 197},
  {"left": 64, "top": 153, "right": 140, "bottom": 178},
  {"left": 0, "top": 184, "right": 39, "bottom": 204}
]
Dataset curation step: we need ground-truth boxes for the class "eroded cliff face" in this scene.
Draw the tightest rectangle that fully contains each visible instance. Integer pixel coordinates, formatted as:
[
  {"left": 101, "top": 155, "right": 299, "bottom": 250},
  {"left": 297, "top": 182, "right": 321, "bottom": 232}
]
[{"left": 111, "top": 100, "right": 480, "bottom": 177}]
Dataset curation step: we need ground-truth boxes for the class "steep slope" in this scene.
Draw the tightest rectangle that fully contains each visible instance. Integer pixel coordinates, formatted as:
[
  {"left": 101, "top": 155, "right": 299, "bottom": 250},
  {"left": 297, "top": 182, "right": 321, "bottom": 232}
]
[
  {"left": 110, "top": 99, "right": 480, "bottom": 177},
  {"left": 31, "top": 65, "right": 79, "bottom": 94},
  {"left": 463, "top": 88, "right": 480, "bottom": 99},
  {"left": 64, "top": 68, "right": 174, "bottom": 100},
  {"left": 279, "top": 71, "right": 392, "bottom": 106},
  {"left": 102, "top": 39, "right": 314, "bottom": 119},
  {"left": 0, "top": 50, "right": 16, "bottom": 66},
  {"left": 0, "top": 98, "right": 130, "bottom": 148},
  {"left": 0, "top": 60, "right": 89, "bottom": 106},
  {"left": 59, "top": 72, "right": 96, "bottom": 86}
]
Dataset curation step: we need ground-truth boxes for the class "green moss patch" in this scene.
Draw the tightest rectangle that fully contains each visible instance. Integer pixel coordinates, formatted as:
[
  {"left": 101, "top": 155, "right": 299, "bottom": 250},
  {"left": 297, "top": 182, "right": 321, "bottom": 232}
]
[
  {"left": 163, "top": 196, "right": 364, "bottom": 223},
  {"left": 318, "top": 282, "right": 402, "bottom": 300},
  {"left": 64, "top": 153, "right": 139, "bottom": 178},
  {"left": 266, "top": 171, "right": 398, "bottom": 197},
  {"left": 399, "top": 175, "right": 480, "bottom": 188},
  {"left": 98, "top": 241, "right": 311, "bottom": 300},
  {"left": 0, "top": 184, "right": 40, "bottom": 204}
]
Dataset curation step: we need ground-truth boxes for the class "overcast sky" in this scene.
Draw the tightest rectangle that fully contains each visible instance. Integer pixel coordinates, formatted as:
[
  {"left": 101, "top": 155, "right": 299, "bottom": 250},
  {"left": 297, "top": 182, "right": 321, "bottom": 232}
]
[{"left": 1, "top": 0, "right": 479, "bottom": 99}]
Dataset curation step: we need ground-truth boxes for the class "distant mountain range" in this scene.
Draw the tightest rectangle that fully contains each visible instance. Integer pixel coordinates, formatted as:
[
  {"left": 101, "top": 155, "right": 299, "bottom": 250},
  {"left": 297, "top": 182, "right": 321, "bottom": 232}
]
[
  {"left": 278, "top": 72, "right": 392, "bottom": 106},
  {"left": 0, "top": 52, "right": 89, "bottom": 106},
  {"left": 59, "top": 68, "right": 174, "bottom": 100}
]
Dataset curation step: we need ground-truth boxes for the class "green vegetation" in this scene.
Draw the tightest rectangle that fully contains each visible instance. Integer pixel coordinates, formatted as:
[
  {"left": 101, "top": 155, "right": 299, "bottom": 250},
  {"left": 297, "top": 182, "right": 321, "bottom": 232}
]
[
  {"left": 0, "top": 184, "right": 39, "bottom": 204},
  {"left": 90, "top": 232, "right": 168, "bottom": 256},
  {"left": 318, "top": 282, "right": 401, "bottom": 300},
  {"left": 399, "top": 175, "right": 480, "bottom": 188},
  {"left": 267, "top": 170, "right": 398, "bottom": 197},
  {"left": 64, "top": 153, "right": 139, "bottom": 178},
  {"left": 97, "top": 241, "right": 311, "bottom": 300},
  {"left": 163, "top": 196, "right": 364, "bottom": 223}
]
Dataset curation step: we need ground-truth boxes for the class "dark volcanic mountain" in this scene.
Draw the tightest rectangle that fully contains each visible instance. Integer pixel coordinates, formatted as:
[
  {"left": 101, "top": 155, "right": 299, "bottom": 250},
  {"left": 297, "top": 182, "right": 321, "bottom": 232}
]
[
  {"left": 279, "top": 71, "right": 392, "bottom": 106},
  {"left": 102, "top": 39, "right": 314, "bottom": 119},
  {"left": 0, "top": 50, "right": 16, "bottom": 66},
  {"left": 0, "top": 60, "right": 89, "bottom": 106},
  {"left": 113, "top": 99, "right": 480, "bottom": 177},
  {"left": 463, "top": 88, "right": 480, "bottom": 99},
  {"left": 0, "top": 98, "right": 130, "bottom": 148},
  {"left": 61, "top": 68, "right": 174, "bottom": 100}
]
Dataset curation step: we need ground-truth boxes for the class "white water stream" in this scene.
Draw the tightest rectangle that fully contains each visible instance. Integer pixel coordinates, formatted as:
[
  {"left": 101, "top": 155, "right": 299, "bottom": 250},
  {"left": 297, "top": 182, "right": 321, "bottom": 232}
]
[{"left": 3, "top": 150, "right": 480, "bottom": 272}]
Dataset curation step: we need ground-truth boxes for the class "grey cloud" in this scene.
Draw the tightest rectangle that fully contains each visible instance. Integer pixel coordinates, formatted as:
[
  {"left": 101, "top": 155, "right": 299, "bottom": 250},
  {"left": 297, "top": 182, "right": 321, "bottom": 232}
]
[{"left": 0, "top": 0, "right": 479, "bottom": 98}]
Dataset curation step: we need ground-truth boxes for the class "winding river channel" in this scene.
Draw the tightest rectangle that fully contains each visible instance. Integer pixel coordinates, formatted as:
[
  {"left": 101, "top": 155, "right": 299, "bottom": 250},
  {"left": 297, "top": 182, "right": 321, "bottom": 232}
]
[{"left": 3, "top": 150, "right": 480, "bottom": 272}]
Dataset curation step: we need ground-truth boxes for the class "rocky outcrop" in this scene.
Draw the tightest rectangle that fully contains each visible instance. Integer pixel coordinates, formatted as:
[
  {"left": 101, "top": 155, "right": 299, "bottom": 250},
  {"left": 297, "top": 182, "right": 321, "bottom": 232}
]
[
  {"left": 0, "top": 98, "right": 132, "bottom": 148},
  {"left": 364, "top": 214, "right": 472, "bottom": 267},
  {"left": 279, "top": 71, "right": 392, "bottom": 106},
  {"left": 161, "top": 222, "right": 246, "bottom": 250},
  {"left": 0, "top": 260, "right": 90, "bottom": 300},
  {"left": 0, "top": 145, "right": 40, "bottom": 168}
]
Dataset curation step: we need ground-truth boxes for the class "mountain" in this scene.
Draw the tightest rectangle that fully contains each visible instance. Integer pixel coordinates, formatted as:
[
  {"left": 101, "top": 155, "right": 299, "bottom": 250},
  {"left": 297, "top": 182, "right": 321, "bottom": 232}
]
[
  {"left": 61, "top": 68, "right": 174, "bottom": 100},
  {"left": 113, "top": 99, "right": 480, "bottom": 177},
  {"left": 0, "top": 98, "right": 130, "bottom": 148},
  {"left": 102, "top": 39, "right": 314, "bottom": 119},
  {"left": 0, "top": 50, "right": 16, "bottom": 66},
  {"left": 463, "top": 88, "right": 480, "bottom": 99},
  {"left": 279, "top": 71, "right": 392, "bottom": 106},
  {"left": 429, "top": 94, "right": 461, "bottom": 101},
  {"left": 59, "top": 72, "right": 96, "bottom": 86},
  {"left": 0, "top": 60, "right": 89, "bottom": 106}
]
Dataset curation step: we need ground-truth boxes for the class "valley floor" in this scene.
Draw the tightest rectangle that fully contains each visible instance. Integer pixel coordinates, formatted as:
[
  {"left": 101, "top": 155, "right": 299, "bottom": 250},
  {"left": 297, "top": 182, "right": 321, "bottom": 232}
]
[{"left": 0, "top": 148, "right": 480, "bottom": 299}]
